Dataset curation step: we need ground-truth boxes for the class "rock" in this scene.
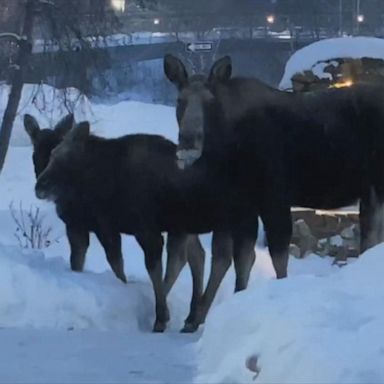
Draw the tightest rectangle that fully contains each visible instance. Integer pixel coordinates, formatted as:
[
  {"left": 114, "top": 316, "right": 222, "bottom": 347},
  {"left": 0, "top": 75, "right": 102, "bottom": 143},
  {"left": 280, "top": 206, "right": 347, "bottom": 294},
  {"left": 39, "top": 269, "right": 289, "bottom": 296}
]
[
  {"left": 291, "top": 219, "right": 317, "bottom": 258},
  {"left": 289, "top": 243, "right": 301, "bottom": 258},
  {"left": 290, "top": 208, "right": 360, "bottom": 260}
]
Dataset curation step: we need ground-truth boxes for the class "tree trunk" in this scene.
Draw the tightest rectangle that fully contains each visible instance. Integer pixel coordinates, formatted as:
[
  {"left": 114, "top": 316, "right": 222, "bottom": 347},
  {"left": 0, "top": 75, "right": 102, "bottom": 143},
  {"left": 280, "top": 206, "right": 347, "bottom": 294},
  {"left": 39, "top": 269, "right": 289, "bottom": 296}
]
[{"left": 0, "top": 0, "right": 35, "bottom": 173}]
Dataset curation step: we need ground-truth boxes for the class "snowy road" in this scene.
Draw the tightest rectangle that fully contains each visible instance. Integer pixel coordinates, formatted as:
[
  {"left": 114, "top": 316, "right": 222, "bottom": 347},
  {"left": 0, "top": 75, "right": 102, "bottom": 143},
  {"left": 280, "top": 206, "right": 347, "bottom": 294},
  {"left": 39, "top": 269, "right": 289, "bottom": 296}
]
[{"left": 0, "top": 329, "right": 198, "bottom": 383}]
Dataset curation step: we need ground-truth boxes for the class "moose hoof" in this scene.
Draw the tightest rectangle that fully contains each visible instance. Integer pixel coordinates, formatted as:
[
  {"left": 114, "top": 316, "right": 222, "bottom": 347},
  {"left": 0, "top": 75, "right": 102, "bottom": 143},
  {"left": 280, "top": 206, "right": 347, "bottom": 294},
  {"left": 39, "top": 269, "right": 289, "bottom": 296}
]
[
  {"left": 152, "top": 321, "right": 166, "bottom": 333},
  {"left": 70, "top": 265, "right": 84, "bottom": 273},
  {"left": 119, "top": 275, "right": 128, "bottom": 284},
  {"left": 180, "top": 322, "right": 200, "bottom": 333}
]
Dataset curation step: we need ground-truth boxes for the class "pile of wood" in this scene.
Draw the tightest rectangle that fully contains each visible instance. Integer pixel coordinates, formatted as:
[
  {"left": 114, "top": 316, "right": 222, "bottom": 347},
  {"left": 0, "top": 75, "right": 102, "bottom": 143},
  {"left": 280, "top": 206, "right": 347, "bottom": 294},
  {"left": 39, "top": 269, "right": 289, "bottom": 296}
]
[{"left": 291, "top": 57, "right": 384, "bottom": 93}]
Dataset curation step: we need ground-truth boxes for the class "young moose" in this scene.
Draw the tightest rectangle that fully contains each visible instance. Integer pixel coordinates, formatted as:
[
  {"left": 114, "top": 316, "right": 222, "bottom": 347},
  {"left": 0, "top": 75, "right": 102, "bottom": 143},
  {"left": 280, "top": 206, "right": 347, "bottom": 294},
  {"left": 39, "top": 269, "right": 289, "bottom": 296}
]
[
  {"left": 164, "top": 54, "right": 384, "bottom": 330},
  {"left": 26, "top": 116, "right": 205, "bottom": 332},
  {"left": 25, "top": 114, "right": 128, "bottom": 281}
]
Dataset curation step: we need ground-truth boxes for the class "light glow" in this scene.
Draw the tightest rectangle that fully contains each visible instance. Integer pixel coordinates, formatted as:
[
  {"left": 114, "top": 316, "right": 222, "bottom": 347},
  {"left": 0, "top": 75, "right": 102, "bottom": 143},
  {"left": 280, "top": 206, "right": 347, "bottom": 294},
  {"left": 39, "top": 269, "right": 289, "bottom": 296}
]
[
  {"left": 266, "top": 14, "right": 275, "bottom": 24},
  {"left": 110, "top": 0, "right": 125, "bottom": 12},
  {"left": 331, "top": 79, "right": 354, "bottom": 88}
]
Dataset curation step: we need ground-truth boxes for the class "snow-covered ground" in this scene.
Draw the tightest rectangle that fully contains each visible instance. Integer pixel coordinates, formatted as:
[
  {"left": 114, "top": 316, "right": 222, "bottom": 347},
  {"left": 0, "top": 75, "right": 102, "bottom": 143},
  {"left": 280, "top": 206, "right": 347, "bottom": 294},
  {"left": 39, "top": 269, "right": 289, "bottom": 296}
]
[
  {"left": 279, "top": 36, "right": 384, "bottom": 90},
  {"left": 0, "top": 84, "right": 383, "bottom": 383},
  {"left": 197, "top": 245, "right": 384, "bottom": 384}
]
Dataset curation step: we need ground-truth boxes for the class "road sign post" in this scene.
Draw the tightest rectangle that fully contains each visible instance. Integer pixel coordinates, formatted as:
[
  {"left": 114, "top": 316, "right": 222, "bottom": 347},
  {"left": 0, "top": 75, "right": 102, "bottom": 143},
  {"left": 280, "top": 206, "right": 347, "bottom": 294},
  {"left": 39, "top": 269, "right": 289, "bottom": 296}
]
[{"left": 185, "top": 42, "right": 213, "bottom": 52}]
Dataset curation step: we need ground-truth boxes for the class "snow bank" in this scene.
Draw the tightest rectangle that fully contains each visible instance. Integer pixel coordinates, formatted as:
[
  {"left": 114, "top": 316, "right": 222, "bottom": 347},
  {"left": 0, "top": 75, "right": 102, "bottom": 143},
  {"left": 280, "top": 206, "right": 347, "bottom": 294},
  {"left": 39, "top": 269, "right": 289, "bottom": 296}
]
[
  {"left": 196, "top": 244, "right": 384, "bottom": 384},
  {"left": 0, "top": 240, "right": 273, "bottom": 335},
  {"left": 0, "top": 243, "right": 165, "bottom": 331},
  {"left": 92, "top": 99, "right": 178, "bottom": 141},
  {"left": 280, "top": 37, "right": 384, "bottom": 90},
  {"left": 2, "top": 83, "right": 178, "bottom": 147}
]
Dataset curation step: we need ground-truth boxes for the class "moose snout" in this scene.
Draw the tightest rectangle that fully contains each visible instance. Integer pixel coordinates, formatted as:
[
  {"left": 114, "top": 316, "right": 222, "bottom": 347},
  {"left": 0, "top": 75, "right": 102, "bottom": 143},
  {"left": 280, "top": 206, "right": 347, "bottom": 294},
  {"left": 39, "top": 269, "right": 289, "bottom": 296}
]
[
  {"left": 179, "top": 131, "right": 196, "bottom": 150},
  {"left": 176, "top": 131, "right": 203, "bottom": 169}
]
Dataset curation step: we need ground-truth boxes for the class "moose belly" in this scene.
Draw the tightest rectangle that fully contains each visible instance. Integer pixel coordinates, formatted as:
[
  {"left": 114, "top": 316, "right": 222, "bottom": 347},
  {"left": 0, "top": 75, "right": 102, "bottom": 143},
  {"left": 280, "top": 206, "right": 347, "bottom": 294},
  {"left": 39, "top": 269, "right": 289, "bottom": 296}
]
[{"left": 290, "top": 167, "right": 363, "bottom": 210}]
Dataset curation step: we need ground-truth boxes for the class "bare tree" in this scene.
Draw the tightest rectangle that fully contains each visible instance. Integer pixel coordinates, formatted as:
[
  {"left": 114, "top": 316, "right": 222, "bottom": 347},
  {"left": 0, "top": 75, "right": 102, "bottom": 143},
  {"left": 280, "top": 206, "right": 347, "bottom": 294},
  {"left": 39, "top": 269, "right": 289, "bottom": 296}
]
[
  {"left": 0, "top": 0, "right": 35, "bottom": 173},
  {"left": 35, "top": 0, "right": 121, "bottom": 94},
  {"left": 0, "top": 0, "right": 123, "bottom": 173}
]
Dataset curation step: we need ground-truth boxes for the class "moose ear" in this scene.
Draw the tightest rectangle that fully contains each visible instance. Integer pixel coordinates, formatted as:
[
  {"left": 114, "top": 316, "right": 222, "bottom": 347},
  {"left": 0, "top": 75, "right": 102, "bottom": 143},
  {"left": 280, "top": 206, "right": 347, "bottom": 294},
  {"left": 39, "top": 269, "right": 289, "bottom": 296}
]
[
  {"left": 208, "top": 56, "right": 232, "bottom": 84},
  {"left": 24, "top": 114, "right": 40, "bottom": 143},
  {"left": 164, "top": 54, "right": 188, "bottom": 90},
  {"left": 54, "top": 113, "right": 74, "bottom": 138},
  {"left": 65, "top": 121, "right": 90, "bottom": 141}
]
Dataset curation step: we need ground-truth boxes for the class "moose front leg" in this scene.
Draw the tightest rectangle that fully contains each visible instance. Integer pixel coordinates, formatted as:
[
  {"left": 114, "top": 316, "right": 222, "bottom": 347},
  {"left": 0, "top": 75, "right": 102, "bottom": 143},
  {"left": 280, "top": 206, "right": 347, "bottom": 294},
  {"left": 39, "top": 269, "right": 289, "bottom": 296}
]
[
  {"left": 184, "top": 235, "right": 205, "bottom": 327},
  {"left": 163, "top": 233, "right": 205, "bottom": 328},
  {"left": 137, "top": 232, "right": 169, "bottom": 332},
  {"left": 95, "top": 225, "right": 127, "bottom": 284},
  {"left": 66, "top": 224, "right": 89, "bottom": 272},
  {"left": 181, "top": 230, "right": 232, "bottom": 333}
]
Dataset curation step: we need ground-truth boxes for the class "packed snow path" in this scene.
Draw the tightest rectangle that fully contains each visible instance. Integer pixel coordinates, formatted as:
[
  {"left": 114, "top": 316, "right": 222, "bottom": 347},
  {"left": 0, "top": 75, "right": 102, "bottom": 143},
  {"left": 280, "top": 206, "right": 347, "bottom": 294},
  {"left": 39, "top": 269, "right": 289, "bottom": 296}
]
[
  {"left": 0, "top": 329, "right": 198, "bottom": 384},
  {"left": 0, "top": 243, "right": 204, "bottom": 384}
]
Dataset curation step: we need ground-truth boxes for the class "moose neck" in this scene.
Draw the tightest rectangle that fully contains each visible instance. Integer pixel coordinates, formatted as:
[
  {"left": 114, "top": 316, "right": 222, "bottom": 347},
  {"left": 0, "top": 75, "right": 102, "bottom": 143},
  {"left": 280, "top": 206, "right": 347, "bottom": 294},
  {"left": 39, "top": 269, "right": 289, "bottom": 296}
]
[{"left": 212, "top": 77, "right": 281, "bottom": 126}]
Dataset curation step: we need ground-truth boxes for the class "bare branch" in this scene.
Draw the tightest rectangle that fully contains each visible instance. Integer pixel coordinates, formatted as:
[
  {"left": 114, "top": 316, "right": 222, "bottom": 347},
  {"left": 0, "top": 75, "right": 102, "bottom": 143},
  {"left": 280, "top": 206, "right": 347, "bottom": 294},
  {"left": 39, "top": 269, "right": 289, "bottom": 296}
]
[{"left": 9, "top": 201, "right": 60, "bottom": 249}]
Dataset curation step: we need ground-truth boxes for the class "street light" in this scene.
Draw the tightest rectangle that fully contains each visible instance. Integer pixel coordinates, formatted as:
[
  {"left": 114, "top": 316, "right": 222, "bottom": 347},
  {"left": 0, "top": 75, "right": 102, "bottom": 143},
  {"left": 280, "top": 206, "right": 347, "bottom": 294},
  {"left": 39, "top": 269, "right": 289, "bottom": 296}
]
[
  {"left": 357, "top": 14, "right": 364, "bottom": 23},
  {"left": 110, "top": 0, "right": 125, "bottom": 13},
  {"left": 266, "top": 14, "right": 275, "bottom": 24},
  {"left": 153, "top": 18, "right": 160, "bottom": 25}
]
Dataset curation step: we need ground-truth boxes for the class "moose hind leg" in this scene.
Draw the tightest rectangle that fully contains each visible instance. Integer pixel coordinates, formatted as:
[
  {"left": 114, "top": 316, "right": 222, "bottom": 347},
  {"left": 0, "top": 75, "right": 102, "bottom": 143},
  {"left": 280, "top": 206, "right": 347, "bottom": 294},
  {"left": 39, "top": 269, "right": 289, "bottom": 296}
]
[
  {"left": 261, "top": 204, "right": 292, "bottom": 279},
  {"left": 233, "top": 218, "right": 258, "bottom": 292},
  {"left": 67, "top": 224, "right": 89, "bottom": 272},
  {"left": 360, "top": 187, "right": 384, "bottom": 252},
  {"left": 137, "top": 232, "right": 169, "bottom": 332},
  {"left": 181, "top": 231, "right": 232, "bottom": 333}
]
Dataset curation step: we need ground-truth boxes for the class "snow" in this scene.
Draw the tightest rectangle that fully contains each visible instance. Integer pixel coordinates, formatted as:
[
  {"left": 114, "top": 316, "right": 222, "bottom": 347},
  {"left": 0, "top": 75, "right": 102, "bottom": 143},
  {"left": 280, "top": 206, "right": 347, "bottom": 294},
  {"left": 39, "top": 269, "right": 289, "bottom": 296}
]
[
  {"left": 0, "top": 329, "right": 197, "bottom": 384},
  {"left": 0, "top": 245, "right": 199, "bottom": 383},
  {"left": 0, "top": 82, "right": 383, "bottom": 383},
  {"left": 0, "top": 83, "right": 178, "bottom": 147},
  {"left": 196, "top": 245, "right": 384, "bottom": 384},
  {"left": 279, "top": 36, "right": 384, "bottom": 90}
]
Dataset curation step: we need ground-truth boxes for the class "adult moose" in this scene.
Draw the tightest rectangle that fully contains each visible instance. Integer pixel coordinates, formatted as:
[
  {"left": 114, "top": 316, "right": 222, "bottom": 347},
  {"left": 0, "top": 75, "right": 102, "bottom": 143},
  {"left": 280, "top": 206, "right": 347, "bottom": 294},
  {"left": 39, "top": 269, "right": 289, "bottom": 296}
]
[
  {"left": 165, "top": 54, "right": 384, "bottom": 329},
  {"left": 26, "top": 115, "right": 205, "bottom": 332}
]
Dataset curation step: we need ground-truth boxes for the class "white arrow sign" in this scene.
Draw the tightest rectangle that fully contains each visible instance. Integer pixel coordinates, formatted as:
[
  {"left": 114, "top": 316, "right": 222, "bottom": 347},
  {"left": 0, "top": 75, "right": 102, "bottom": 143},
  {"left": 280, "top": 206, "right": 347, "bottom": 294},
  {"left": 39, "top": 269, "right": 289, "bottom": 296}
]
[{"left": 186, "top": 42, "right": 213, "bottom": 52}]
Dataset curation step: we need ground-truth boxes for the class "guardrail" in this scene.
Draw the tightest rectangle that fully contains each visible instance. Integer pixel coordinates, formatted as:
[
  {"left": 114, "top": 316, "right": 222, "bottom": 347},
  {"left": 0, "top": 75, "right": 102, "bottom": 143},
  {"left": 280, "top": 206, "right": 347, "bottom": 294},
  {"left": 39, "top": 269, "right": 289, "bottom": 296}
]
[{"left": 31, "top": 27, "right": 366, "bottom": 54}]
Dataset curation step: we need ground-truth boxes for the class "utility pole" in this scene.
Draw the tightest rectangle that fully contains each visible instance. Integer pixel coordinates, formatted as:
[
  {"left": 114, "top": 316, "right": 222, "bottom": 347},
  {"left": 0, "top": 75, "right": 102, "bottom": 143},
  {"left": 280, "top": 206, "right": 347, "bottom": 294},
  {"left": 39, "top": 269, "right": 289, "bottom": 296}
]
[
  {"left": 356, "top": 0, "right": 360, "bottom": 34},
  {"left": 338, "top": 0, "right": 343, "bottom": 36},
  {"left": 0, "top": 0, "right": 36, "bottom": 173},
  {"left": 354, "top": 0, "right": 364, "bottom": 35}
]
